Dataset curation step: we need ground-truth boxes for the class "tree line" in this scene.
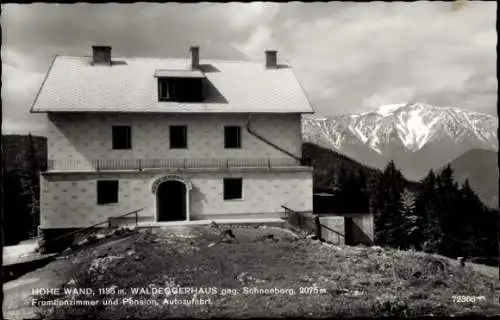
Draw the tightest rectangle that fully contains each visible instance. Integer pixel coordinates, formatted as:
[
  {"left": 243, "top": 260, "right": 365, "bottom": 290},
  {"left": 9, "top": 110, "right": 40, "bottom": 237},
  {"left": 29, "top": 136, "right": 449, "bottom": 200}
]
[
  {"left": 331, "top": 159, "right": 498, "bottom": 262},
  {"left": 2, "top": 134, "right": 45, "bottom": 245}
]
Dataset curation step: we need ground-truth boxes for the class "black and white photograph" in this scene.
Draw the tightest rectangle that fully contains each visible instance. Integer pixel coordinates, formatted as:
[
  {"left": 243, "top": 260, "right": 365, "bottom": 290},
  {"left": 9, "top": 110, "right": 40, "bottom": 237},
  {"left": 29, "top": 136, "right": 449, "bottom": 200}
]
[{"left": 1, "top": 1, "right": 499, "bottom": 318}]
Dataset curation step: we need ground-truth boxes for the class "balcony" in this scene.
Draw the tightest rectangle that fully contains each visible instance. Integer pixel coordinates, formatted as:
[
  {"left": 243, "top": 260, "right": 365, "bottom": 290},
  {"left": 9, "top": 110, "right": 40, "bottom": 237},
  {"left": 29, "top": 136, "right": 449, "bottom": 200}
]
[{"left": 44, "top": 158, "right": 307, "bottom": 172}]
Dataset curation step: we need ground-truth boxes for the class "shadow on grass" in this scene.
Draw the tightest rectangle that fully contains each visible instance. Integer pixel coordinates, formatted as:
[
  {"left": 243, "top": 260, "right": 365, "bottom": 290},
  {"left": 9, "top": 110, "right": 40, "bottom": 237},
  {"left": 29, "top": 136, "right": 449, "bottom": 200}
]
[{"left": 35, "top": 227, "right": 500, "bottom": 319}]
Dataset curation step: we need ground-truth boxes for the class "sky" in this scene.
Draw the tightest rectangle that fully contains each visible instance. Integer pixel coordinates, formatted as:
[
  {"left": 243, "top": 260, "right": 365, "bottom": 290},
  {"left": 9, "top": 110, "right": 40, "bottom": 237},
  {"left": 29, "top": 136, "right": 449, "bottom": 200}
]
[{"left": 1, "top": 2, "right": 497, "bottom": 135}]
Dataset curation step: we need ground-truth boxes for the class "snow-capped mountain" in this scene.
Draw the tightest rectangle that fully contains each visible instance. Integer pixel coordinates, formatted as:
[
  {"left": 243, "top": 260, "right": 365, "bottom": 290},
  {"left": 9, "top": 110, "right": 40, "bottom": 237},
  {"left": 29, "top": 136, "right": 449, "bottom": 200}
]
[{"left": 302, "top": 103, "right": 498, "bottom": 181}]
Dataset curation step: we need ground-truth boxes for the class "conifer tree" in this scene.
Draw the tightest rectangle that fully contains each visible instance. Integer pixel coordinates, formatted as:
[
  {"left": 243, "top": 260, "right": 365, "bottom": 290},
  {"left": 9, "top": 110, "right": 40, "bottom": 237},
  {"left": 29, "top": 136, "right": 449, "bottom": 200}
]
[
  {"left": 459, "top": 180, "right": 498, "bottom": 259},
  {"left": 400, "top": 189, "right": 420, "bottom": 250},
  {"left": 345, "top": 170, "right": 359, "bottom": 212},
  {"left": 19, "top": 133, "right": 41, "bottom": 238},
  {"left": 374, "top": 160, "right": 405, "bottom": 248},
  {"left": 416, "top": 170, "right": 442, "bottom": 253},
  {"left": 410, "top": 166, "right": 497, "bottom": 260},
  {"left": 3, "top": 169, "right": 31, "bottom": 244},
  {"left": 455, "top": 179, "right": 483, "bottom": 256},
  {"left": 333, "top": 166, "right": 350, "bottom": 212},
  {"left": 434, "top": 165, "right": 463, "bottom": 257},
  {"left": 355, "top": 170, "right": 369, "bottom": 213}
]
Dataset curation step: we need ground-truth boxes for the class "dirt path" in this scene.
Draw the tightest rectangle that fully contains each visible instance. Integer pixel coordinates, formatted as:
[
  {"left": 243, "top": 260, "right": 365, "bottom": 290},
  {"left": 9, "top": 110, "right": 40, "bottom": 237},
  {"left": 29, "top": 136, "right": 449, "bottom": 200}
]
[
  {"left": 3, "top": 259, "right": 70, "bottom": 319},
  {"left": 3, "top": 239, "right": 38, "bottom": 265},
  {"left": 3, "top": 236, "right": 133, "bottom": 320}
]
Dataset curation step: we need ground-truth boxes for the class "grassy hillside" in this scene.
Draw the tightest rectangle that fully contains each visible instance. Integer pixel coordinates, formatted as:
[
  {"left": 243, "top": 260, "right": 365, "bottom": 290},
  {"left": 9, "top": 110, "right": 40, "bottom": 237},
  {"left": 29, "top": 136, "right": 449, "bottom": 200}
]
[
  {"left": 442, "top": 149, "right": 498, "bottom": 208},
  {"left": 303, "top": 142, "right": 382, "bottom": 190},
  {"left": 302, "top": 142, "right": 420, "bottom": 193},
  {"left": 33, "top": 226, "right": 500, "bottom": 319}
]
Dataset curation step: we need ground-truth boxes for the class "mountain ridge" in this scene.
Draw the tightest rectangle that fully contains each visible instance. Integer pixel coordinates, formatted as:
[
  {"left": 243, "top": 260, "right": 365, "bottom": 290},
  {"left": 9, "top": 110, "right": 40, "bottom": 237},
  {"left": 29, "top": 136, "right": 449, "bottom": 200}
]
[
  {"left": 440, "top": 148, "right": 498, "bottom": 208},
  {"left": 302, "top": 102, "right": 497, "bottom": 181}
]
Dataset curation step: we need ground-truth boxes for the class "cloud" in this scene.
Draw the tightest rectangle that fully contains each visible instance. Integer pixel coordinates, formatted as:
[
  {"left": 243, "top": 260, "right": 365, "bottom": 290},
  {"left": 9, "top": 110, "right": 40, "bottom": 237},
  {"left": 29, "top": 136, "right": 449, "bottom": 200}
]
[
  {"left": 2, "top": 57, "right": 44, "bottom": 96},
  {"left": 363, "top": 87, "right": 417, "bottom": 110},
  {"left": 1, "top": 2, "right": 496, "bottom": 134},
  {"left": 276, "top": 2, "right": 496, "bottom": 115},
  {"left": 1, "top": 49, "right": 46, "bottom": 134},
  {"left": 226, "top": 2, "right": 280, "bottom": 30},
  {"left": 233, "top": 26, "right": 273, "bottom": 59},
  {"left": 228, "top": 2, "right": 281, "bottom": 59}
]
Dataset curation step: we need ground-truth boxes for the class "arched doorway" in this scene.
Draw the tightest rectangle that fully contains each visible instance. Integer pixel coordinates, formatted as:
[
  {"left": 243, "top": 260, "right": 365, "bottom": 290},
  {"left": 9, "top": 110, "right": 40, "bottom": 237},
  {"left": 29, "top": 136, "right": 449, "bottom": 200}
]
[
  {"left": 152, "top": 174, "right": 192, "bottom": 222},
  {"left": 157, "top": 180, "right": 186, "bottom": 222}
]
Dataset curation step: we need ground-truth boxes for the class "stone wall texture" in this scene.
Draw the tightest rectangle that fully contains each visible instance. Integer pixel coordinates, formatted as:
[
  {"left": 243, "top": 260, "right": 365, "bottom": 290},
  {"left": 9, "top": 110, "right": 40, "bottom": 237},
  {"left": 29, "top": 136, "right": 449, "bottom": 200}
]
[
  {"left": 41, "top": 170, "right": 313, "bottom": 228},
  {"left": 41, "top": 112, "right": 312, "bottom": 229},
  {"left": 46, "top": 113, "right": 302, "bottom": 165}
]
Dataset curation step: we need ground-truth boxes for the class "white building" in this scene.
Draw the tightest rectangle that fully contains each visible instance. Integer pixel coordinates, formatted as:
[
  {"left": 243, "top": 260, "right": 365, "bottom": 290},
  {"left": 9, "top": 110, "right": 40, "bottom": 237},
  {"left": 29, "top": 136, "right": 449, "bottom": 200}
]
[{"left": 31, "top": 46, "right": 314, "bottom": 243}]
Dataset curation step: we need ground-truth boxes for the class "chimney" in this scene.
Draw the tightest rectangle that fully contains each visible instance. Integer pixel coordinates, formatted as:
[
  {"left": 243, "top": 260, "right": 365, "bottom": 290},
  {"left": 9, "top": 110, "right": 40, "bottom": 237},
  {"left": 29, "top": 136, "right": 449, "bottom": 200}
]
[
  {"left": 190, "top": 46, "right": 200, "bottom": 69},
  {"left": 92, "top": 45, "right": 112, "bottom": 65},
  {"left": 265, "top": 50, "right": 278, "bottom": 69}
]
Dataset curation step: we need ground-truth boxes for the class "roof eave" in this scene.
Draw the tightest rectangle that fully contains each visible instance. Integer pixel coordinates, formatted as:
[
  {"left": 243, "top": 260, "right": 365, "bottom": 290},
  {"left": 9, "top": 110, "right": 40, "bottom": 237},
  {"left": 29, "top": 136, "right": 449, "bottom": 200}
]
[
  {"left": 286, "top": 60, "right": 317, "bottom": 114},
  {"left": 29, "top": 109, "right": 314, "bottom": 114},
  {"left": 30, "top": 55, "right": 58, "bottom": 114}
]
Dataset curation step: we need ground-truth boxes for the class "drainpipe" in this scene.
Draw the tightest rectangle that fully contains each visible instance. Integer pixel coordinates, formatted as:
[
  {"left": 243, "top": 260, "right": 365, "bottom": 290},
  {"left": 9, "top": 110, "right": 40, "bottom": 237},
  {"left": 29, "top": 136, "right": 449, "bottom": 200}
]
[{"left": 245, "top": 115, "right": 302, "bottom": 164}]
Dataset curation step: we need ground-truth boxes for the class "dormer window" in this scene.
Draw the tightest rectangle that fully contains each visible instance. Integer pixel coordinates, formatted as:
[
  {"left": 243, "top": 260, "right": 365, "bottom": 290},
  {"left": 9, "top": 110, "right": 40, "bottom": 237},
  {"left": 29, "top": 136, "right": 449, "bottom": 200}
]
[
  {"left": 155, "top": 70, "right": 205, "bottom": 102},
  {"left": 159, "top": 79, "right": 176, "bottom": 101}
]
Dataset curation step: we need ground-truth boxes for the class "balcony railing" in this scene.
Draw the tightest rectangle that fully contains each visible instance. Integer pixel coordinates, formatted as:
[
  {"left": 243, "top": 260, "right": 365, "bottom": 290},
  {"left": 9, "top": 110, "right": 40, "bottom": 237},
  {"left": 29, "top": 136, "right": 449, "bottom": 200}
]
[{"left": 45, "top": 158, "right": 304, "bottom": 171}]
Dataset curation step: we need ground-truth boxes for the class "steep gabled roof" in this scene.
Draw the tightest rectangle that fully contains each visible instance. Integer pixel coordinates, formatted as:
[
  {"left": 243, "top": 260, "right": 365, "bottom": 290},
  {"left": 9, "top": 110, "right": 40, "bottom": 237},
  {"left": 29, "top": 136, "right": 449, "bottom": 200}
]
[{"left": 31, "top": 55, "right": 314, "bottom": 114}]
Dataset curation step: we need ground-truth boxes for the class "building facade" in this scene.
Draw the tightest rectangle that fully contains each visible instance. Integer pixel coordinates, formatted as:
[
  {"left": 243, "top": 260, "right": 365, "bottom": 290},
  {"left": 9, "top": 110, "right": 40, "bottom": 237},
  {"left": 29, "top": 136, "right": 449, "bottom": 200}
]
[{"left": 32, "top": 46, "right": 314, "bottom": 237}]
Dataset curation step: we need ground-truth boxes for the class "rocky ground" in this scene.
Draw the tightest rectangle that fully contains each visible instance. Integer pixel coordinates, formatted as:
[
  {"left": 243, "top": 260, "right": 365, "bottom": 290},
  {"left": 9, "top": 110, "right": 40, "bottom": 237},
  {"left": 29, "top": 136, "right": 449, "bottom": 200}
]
[{"left": 5, "top": 224, "right": 500, "bottom": 319}]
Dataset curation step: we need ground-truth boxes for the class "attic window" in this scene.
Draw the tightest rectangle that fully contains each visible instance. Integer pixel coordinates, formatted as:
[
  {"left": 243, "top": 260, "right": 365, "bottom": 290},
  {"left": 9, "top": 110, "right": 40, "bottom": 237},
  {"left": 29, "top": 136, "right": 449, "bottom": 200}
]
[
  {"left": 156, "top": 72, "right": 204, "bottom": 102},
  {"left": 159, "top": 79, "right": 176, "bottom": 101}
]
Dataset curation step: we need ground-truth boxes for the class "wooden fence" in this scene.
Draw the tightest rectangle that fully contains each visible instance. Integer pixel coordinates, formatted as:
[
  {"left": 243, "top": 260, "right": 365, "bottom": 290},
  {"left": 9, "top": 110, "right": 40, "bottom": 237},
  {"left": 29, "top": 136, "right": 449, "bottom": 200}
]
[
  {"left": 281, "top": 206, "right": 318, "bottom": 235},
  {"left": 41, "top": 208, "right": 144, "bottom": 253},
  {"left": 282, "top": 206, "right": 374, "bottom": 246},
  {"left": 282, "top": 206, "right": 346, "bottom": 244}
]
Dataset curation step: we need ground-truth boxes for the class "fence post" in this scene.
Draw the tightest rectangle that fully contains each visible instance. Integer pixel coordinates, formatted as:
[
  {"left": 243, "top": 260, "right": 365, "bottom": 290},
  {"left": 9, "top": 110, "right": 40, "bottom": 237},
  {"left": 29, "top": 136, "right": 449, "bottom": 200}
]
[
  {"left": 138, "top": 159, "right": 142, "bottom": 171},
  {"left": 268, "top": 159, "right": 271, "bottom": 169},
  {"left": 108, "top": 218, "right": 112, "bottom": 229},
  {"left": 315, "top": 215, "right": 321, "bottom": 240},
  {"left": 135, "top": 211, "right": 138, "bottom": 226}
]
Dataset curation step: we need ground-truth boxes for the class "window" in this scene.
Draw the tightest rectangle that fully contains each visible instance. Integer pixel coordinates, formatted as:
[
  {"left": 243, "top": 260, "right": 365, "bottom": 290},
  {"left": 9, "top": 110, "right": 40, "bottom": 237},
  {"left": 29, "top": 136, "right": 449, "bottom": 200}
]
[
  {"left": 158, "top": 78, "right": 203, "bottom": 102},
  {"left": 159, "top": 79, "right": 176, "bottom": 101},
  {"left": 223, "top": 178, "right": 243, "bottom": 200},
  {"left": 112, "top": 126, "right": 131, "bottom": 150},
  {"left": 97, "top": 180, "right": 119, "bottom": 205},
  {"left": 170, "top": 125, "right": 187, "bottom": 149},
  {"left": 224, "top": 126, "right": 241, "bottom": 149}
]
